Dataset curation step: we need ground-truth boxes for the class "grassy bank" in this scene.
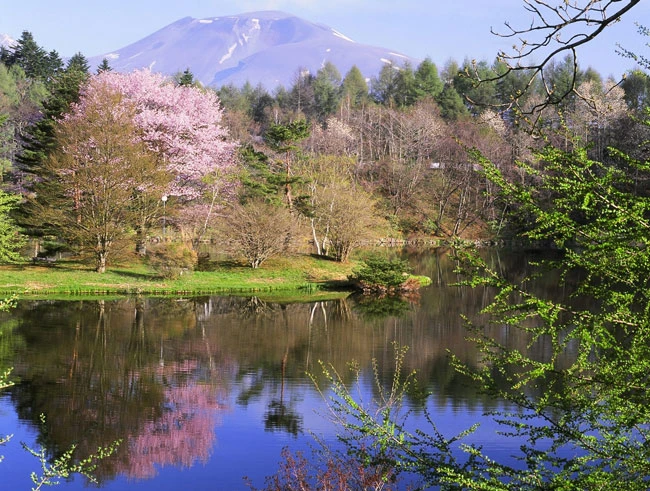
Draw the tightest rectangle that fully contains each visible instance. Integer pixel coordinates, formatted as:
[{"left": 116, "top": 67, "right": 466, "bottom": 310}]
[{"left": 0, "top": 254, "right": 357, "bottom": 298}]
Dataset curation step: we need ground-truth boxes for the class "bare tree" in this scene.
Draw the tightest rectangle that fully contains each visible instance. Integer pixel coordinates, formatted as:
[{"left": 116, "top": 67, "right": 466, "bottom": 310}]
[
  {"left": 221, "top": 199, "right": 297, "bottom": 268},
  {"left": 472, "top": 0, "right": 641, "bottom": 115}
]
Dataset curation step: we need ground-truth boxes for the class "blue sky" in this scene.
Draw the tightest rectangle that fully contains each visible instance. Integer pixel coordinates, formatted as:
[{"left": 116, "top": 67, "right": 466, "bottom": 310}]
[{"left": 2, "top": 0, "right": 649, "bottom": 78}]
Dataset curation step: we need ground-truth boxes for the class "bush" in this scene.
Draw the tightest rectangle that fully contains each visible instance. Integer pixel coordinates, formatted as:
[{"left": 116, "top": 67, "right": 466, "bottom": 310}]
[
  {"left": 147, "top": 242, "right": 197, "bottom": 279},
  {"left": 349, "top": 254, "right": 412, "bottom": 293},
  {"left": 222, "top": 200, "right": 296, "bottom": 269}
]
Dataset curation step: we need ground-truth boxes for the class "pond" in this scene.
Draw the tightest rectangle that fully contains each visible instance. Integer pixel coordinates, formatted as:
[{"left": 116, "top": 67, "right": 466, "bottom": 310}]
[{"left": 0, "top": 249, "right": 571, "bottom": 489}]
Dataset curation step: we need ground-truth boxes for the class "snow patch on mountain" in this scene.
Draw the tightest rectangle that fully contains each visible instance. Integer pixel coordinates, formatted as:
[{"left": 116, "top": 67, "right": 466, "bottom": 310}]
[
  {"left": 220, "top": 43, "right": 238, "bottom": 64},
  {"left": 332, "top": 29, "right": 354, "bottom": 42},
  {"left": 0, "top": 33, "right": 15, "bottom": 49}
]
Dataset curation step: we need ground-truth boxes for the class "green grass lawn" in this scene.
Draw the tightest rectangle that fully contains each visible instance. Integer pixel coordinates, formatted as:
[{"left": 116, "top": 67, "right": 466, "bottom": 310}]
[{"left": 0, "top": 254, "right": 358, "bottom": 297}]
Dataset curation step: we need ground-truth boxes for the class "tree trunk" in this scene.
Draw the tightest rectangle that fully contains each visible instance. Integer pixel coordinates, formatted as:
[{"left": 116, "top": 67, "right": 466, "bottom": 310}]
[
  {"left": 136, "top": 231, "right": 147, "bottom": 256},
  {"left": 96, "top": 237, "right": 110, "bottom": 273},
  {"left": 310, "top": 218, "right": 322, "bottom": 255},
  {"left": 285, "top": 151, "right": 294, "bottom": 212},
  {"left": 96, "top": 252, "right": 107, "bottom": 273}
]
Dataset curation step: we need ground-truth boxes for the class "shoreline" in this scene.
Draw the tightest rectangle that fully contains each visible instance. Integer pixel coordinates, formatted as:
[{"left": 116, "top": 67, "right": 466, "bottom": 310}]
[{"left": 0, "top": 254, "right": 359, "bottom": 298}]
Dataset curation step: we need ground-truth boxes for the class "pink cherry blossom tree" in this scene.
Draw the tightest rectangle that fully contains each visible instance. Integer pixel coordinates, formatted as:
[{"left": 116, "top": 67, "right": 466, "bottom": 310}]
[
  {"left": 42, "top": 83, "right": 170, "bottom": 272},
  {"left": 80, "top": 69, "right": 239, "bottom": 248}
]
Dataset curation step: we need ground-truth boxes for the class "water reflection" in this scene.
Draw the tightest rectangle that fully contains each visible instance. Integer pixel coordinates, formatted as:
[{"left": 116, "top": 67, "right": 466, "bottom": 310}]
[{"left": 0, "top": 249, "right": 578, "bottom": 488}]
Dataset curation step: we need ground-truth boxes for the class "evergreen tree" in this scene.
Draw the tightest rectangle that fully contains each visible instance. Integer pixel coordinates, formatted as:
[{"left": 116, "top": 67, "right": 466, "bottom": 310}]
[
  {"left": 440, "top": 59, "right": 461, "bottom": 85},
  {"left": 543, "top": 54, "right": 585, "bottom": 108},
  {"left": 45, "top": 50, "right": 64, "bottom": 78},
  {"left": 393, "top": 62, "right": 417, "bottom": 106},
  {"left": 15, "top": 58, "right": 90, "bottom": 198},
  {"left": 265, "top": 119, "right": 310, "bottom": 211},
  {"left": 621, "top": 69, "right": 650, "bottom": 112},
  {"left": 493, "top": 59, "right": 535, "bottom": 110},
  {"left": 8, "top": 31, "right": 50, "bottom": 80},
  {"left": 238, "top": 144, "right": 286, "bottom": 205},
  {"left": 178, "top": 68, "right": 196, "bottom": 87},
  {"left": 96, "top": 58, "right": 112, "bottom": 74},
  {"left": 0, "top": 47, "right": 12, "bottom": 66},
  {"left": 312, "top": 62, "right": 342, "bottom": 121},
  {"left": 436, "top": 85, "right": 468, "bottom": 120},
  {"left": 0, "top": 63, "right": 48, "bottom": 190},
  {"left": 0, "top": 189, "right": 26, "bottom": 262},
  {"left": 370, "top": 63, "right": 399, "bottom": 105},
  {"left": 65, "top": 52, "right": 90, "bottom": 74},
  {"left": 217, "top": 83, "right": 247, "bottom": 113},
  {"left": 454, "top": 59, "right": 499, "bottom": 114},
  {"left": 0, "top": 113, "right": 11, "bottom": 182},
  {"left": 248, "top": 83, "right": 274, "bottom": 125},
  {"left": 341, "top": 65, "right": 368, "bottom": 109},
  {"left": 413, "top": 57, "right": 444, "bottom": 100}
]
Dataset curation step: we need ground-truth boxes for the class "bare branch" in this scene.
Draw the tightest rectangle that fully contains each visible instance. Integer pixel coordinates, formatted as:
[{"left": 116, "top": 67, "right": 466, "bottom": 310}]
[{"left": 473, "top": 0, "right": 642, "bottom": 116}]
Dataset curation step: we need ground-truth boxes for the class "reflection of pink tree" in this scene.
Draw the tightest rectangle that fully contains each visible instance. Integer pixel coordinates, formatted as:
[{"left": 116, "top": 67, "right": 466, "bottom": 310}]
[{"left": 120, "top": 362, "right": 227, "bottom": 480}]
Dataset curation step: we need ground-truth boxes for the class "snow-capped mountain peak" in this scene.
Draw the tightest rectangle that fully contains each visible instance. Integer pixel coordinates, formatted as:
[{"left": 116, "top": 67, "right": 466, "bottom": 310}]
[
  {"left": 0, "top": 33, "right": 16, "bottom": 49},
  {"left": 88, "top": 11, "right": 418, "bottom": 89}
]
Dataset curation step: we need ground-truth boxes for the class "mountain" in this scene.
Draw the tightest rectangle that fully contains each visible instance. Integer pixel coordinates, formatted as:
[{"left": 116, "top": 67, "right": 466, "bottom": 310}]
[
  {"left": 87, "top": 11, "right": 419, "bottom": 89},
  {"left": 0, "top": 33, "right": 15, "bottom": 49}
]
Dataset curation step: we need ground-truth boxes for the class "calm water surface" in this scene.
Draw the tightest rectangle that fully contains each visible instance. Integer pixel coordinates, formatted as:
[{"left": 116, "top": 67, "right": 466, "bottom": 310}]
[{"left": 0, "top": 249, "right": 570, "bottom": 489}]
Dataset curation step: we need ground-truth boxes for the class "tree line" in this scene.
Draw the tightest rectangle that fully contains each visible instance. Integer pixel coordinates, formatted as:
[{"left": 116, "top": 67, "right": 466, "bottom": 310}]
[{"left": 0, "top": 29, "right": 649, "bottom": 272}]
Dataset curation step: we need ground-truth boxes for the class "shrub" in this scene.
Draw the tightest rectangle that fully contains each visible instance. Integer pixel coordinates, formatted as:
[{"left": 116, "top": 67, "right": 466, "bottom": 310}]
[
  {"left": 147, "top": 242, "right": 197, "bottom": 279},
  {"left": 222, "top": 200, "right": 297, "bottom": 269},
  {"left": 349, "top": 254, "right": 412, "bottom": 293}
]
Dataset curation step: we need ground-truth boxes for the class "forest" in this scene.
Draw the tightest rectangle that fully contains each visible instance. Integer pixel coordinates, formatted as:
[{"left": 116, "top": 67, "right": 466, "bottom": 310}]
[{"left": 1, "top": 26, "right": 649, "bottom": 273}]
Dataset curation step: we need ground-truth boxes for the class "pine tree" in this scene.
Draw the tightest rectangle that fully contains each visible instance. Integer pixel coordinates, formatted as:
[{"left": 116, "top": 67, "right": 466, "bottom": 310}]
[
  {"left": 436, "top": 85, "right": 468, "bottom": 120},
  {"left": 341, "top": 65, "right": 368, "bottom": 109},
  {"left": 15, "top": 58, "right": 90, "bottom": 199},
  {"left": 45, "top": 50, "right": 64, "bottom": 78},
  {"left": 8, "top": 31, "right": 50, "bottom": 80},
  {"left": 265, "top": 119, "right": 310, "bottom": 211},
  {"left": 393, "top": 62, "right": 417, "bottom": 106},
  {"left": 413, "top": 57, "right": 443, "bottom": 100},
  {"left": 65, "top": 52, "right": 90, "bottom": 74},
  {"left": 370, "top": 63, "right": 399, "bottom": 105},
  {"left": 178, "top": 68, "right": 196, "bottom": 86},
  {"left": 96, "top": 58, "right": 112, "bottom": 74},
  {"left": 312, "top": 62, "right": 342, "bottom": 121}
]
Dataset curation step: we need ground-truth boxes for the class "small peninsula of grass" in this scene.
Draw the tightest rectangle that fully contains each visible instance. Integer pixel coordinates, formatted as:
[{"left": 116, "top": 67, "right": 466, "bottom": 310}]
[{"left": 0, "top": 254, "right": 360, "bottom": 298}]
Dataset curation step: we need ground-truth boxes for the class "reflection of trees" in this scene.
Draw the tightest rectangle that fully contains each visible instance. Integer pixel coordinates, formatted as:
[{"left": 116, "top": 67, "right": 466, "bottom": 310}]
[
  {"left": 239, "top": 296, "right": 275, "bottom": 317},
  {"left": 0, "top": 313, "right": 23, "bottom": 373},
  {"left": 6, "top": 298, "right": 230, "bottom": 484},
  {"left": 264, "top": 346, "right": 302, "bottom": 436},
  {"left": 120, "top": 362, "right": 225, "bottom": 479},
  {"left": 351, "top": 293, "right": 415, "bottom": 320},
  {"left": 1, "top": 252, "right": 581, "bottom": 482}
]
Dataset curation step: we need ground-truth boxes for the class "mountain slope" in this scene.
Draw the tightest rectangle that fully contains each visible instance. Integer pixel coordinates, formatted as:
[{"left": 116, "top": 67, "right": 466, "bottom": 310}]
[
  {"left": 0, "top": 33, "right": 15, "bottom": 49},
  {"left": 88, "top": 11, "right": 417, "bottom": 89}
]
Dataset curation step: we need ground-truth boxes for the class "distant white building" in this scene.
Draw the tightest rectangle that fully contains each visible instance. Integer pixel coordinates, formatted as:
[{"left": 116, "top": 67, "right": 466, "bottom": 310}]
[{"left": 428, "top": 161, "right": 482, "bottom": 171}]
